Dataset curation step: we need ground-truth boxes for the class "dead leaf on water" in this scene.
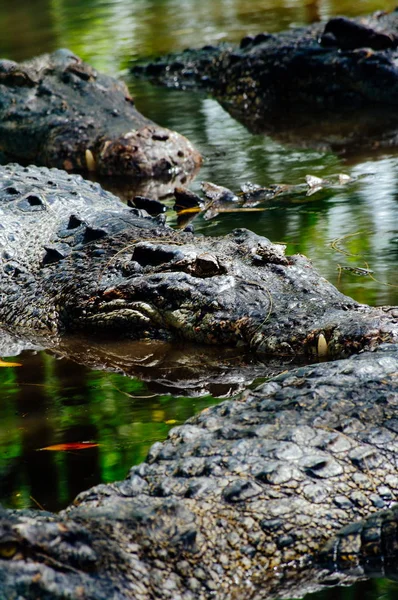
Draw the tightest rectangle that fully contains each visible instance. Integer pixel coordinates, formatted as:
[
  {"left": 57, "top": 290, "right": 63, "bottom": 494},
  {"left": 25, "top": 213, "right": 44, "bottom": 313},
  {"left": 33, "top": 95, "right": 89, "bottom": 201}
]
[
  {"left": 176, "top": 207, "right": 201, "bottom": 215},
  {"left": 0, "top": 359, "right": 22, "bottom": 367},
  {"left": 37, "top": 442, "right": 99, "bottom": 452}
]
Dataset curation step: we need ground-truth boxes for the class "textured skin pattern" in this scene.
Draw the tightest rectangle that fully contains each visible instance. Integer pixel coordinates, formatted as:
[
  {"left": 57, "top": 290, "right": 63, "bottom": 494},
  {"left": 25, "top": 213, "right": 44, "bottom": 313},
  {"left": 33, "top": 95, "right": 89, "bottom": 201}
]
[
  {"left": 0, "top": 345, "right": 398, "bottom": 598},
  {"left": 0, "top": 49, "right": 201, "bottom": 177},
  {"left": 0, "top": 163, "right": 397, "bottom": 356}
]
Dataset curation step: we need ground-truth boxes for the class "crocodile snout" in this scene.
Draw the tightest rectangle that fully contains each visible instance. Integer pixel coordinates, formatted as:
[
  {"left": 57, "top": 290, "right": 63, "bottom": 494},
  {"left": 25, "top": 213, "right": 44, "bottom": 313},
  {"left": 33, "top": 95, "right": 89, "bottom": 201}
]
[{"left": 95, "top": 125, "right": 202, "bottom": 179}]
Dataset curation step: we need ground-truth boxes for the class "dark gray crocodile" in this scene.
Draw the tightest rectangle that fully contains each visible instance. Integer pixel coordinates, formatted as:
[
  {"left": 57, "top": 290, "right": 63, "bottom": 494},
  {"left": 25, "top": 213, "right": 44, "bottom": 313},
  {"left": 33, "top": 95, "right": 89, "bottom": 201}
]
[
  {"left": 1, "top": 344, "right": 398, "bottom": 599},
  {"left": 0, "top": 165, "right": 397, "bottom": 598},
  {"left": 0, "top": 162, "right": 397, "bottom": 358},
  {"left": 132, "top": 10, "right": 398, "bottom": 150},
  {"left": 0, "top": 49, "right": 201, "bottom": 180}
]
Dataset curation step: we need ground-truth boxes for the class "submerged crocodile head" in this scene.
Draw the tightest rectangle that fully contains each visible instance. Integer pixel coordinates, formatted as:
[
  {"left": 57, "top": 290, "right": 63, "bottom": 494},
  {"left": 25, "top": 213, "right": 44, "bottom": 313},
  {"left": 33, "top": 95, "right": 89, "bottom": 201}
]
[
  {"left": 1, "top": 164, "right": 397, "bottom": 358},
  {"left": 133, "top": 11, "right": 398, "bottom": 155},
  {"left": 0, "top": 49, "right": 201, "bottom": 180}
]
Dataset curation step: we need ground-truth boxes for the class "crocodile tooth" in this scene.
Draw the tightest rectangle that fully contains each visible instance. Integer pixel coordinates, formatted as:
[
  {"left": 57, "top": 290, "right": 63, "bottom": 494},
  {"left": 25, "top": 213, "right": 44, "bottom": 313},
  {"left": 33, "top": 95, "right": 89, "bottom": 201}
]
[
  {"left": 317, "top": 333, "right": 329, "bottom": 357},
  {"left": 85, "top": 149, "right": 96, "bottom": 172}
]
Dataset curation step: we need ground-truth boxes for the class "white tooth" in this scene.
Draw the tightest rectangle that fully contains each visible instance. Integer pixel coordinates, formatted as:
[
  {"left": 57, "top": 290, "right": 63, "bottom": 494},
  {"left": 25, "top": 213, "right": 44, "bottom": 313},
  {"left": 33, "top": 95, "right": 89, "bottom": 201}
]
[
  {"left": 317, "top": 333, "right": 328, "bottom": 357},
  {"left": 85, "top": 149, "right": 96, "bottom": 172},
  {"left": 338, "top": 173, "right": 351, "bottom": 184}
]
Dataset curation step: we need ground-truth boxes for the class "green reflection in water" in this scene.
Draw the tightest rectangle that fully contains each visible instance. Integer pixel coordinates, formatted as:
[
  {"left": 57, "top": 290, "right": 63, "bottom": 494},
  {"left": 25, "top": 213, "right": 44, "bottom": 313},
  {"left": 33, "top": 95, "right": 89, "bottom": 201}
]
[
  {"left": 0, "top": 351, "right": 219, "bottom": 512},
  {"left": 2, "top": 0, "right": 398, "bottom": 66}
]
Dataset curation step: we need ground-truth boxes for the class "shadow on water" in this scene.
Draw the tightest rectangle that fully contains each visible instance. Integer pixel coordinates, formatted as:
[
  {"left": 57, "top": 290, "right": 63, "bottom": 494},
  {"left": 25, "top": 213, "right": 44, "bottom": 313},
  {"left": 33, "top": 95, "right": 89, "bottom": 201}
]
[
  {"left": 0, "top": 2, "right": 397, "bottom": 599},
  {"left": 0, "top": 328, "right": 301, "bottom": 512}
]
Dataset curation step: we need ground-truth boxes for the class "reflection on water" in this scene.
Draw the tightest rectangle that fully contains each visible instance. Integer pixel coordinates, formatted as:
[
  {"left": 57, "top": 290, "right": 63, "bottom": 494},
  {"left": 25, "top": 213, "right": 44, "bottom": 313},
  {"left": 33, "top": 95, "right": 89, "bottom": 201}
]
[
  {"left": 0, "top": 347, "right": 222, "bottom": 512},
  {"left": 0, "top": 2, "right": 397, "bottom": 599},
  {"left": 3, "top": 0, "right": 397, "bottom": 65},
  {"left": 0, "top": 329, "right": 295, "bottom": 512}
]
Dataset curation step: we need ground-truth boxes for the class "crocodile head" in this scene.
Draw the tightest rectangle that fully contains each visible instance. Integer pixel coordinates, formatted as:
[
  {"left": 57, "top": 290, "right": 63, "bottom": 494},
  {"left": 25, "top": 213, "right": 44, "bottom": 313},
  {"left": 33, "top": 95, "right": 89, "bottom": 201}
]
[
  {"left": 0, "top": 164, "right": 397, "bottom": 357},
  {"left": 0, "top": 508, "right": 132, "bottom": 599},
  {"left": 0, "top": 49, "right": 201, "bottom": 180},
  {"left": 51, "top": 222, "right": 398, "bottom": 358}
]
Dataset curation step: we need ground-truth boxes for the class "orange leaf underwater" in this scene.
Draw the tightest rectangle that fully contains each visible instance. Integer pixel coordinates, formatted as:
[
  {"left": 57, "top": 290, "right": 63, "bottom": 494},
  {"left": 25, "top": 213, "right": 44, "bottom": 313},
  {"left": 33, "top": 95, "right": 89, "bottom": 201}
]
[
  {"left": 37, "top": 442, "right": 99, "bottom": 452},
  {"left": 0, "top": 359, "right": 22, "bottom": 367}
]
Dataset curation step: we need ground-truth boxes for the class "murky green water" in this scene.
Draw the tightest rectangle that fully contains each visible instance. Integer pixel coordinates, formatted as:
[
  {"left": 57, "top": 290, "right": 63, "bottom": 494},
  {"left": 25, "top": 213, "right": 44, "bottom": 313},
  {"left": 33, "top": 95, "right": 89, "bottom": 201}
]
[{"left": 0, "top": 2, "right": 398, "bottom": 598}]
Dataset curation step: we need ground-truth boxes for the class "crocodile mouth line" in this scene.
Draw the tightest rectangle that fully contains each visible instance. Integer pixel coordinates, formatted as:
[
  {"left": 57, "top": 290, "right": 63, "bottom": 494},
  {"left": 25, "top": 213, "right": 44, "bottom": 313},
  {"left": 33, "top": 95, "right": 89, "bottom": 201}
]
[{"left": 87, "top": 299, "right": 162, "bottom": 329}]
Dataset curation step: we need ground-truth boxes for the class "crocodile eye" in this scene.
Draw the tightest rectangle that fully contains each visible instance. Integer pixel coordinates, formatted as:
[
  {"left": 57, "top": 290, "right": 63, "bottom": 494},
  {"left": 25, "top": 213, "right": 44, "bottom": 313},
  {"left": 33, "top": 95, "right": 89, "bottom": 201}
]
[{"left": 0, "top": 542, "right": 18, "bottom": 559}]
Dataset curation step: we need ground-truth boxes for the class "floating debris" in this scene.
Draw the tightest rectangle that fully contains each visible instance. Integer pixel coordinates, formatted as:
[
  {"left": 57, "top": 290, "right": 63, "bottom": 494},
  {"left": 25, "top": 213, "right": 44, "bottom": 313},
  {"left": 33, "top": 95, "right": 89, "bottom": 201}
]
[
  {"left": 173, "top": 172, "right": 359, "bottom": 226},
  {"left": 305, "top": 173, "right": 356, "bottom": 195},
  {"left": 240, "top": 182, "right": 263, "bottom": 195},
  {"left": 201, "top": 181, "right": 239, "bottom": 203},
  {"left": 128, "top": 196, "right": 167, "bottom": 215},
  {"left": 306, "top": 174, "right": 327, "bottom": 187},
  {"left": 339, "top": 265, "right": 374, "bottom": 276},
  {"left": 0, "top": 359, "right": 21, "bottom": 367},
  {"left": 240, "top": 182, "right": 275, "bottom": 204},
  {"left": 173, "top": 186, "right": 203, "bottom": 211},
  {"left": 37, "top": 442, "right": 99, "bottom": 452},
  {"left": 338, "top": 173, "right": 352, "bottom": 184},
  {"left": 306, "top": 174, "right": 327, "bottom": 196}
]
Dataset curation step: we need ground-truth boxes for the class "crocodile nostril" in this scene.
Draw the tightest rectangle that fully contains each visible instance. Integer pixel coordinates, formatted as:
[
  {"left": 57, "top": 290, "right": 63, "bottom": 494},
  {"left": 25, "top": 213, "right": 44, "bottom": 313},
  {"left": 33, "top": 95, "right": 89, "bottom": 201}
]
[
  {"left": 26, "top": 195, "right": 43, "bottom": 206},
  {"left": 132, "top": 243, "right": 184, "bottom": 267},
  {"left": 152, "top": 132, "right": 169, "bottom": 142}
]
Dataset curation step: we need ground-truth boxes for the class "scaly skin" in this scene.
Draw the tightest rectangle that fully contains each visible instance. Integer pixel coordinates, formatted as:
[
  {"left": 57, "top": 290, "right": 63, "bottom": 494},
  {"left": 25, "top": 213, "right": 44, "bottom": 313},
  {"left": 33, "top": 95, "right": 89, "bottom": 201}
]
[
  {"left": 0, "top": 163, "right": 397, "bottom": 357},
  {"left": 0, "top": 49, "right": 201, "bottom": 179},
  {"left": 1, "top": 345, "right": 398, "bottom": 598}
]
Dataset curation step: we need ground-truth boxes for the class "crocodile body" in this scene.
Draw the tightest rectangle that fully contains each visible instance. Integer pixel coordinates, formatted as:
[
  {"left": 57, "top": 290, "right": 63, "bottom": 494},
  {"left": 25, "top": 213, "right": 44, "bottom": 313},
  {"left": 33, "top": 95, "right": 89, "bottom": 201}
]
[
  {"left": 0, "top": 163, "right": 397, "bottom": 357},
  {"left": 0, "top": 49, "right": 201, "bottom": 179},
  {"left": 133, "top": 10, "right": 398, "bottom": 133},
  {"left": 1, "top": 344, "right": 398, "bottom": 599}
]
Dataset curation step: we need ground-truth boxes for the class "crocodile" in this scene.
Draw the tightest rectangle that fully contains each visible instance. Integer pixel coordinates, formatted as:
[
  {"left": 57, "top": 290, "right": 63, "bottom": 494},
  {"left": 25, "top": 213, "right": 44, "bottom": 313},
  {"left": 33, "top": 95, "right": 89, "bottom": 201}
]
[
  {"left": 1, "top": 343, "right": 398, "bottom": 599},
  {"left": 132, "top": 10, "right": 398, "bottom": 149},
  {"left": 0, "top": 49, "right": 201, "bottom": 181},
  {"left": 0, "top": 162, "right": 397, "bottom": 358}
]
